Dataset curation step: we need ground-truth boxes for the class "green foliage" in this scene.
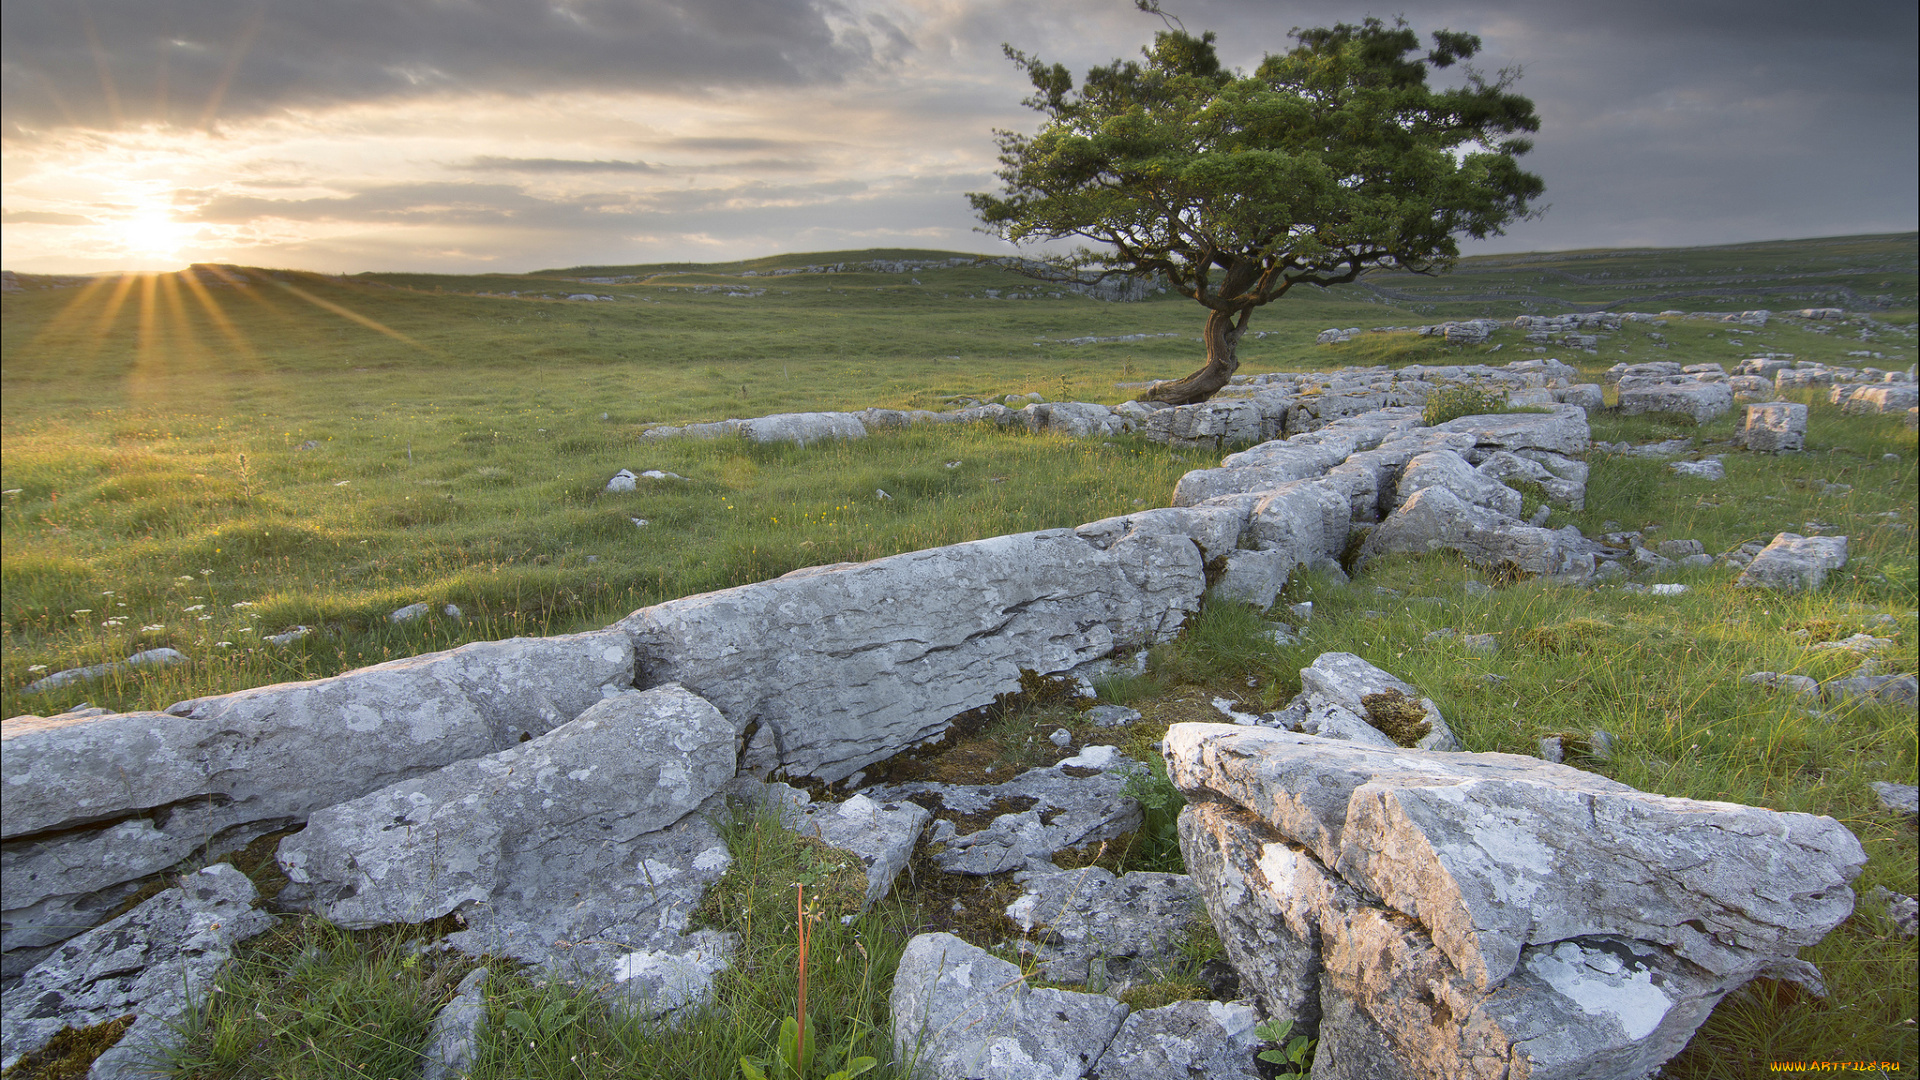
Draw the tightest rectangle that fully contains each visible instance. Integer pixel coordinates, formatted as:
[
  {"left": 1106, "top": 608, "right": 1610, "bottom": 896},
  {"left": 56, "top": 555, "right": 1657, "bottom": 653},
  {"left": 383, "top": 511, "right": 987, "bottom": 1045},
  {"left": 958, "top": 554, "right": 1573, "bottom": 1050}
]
[
  {"left": 1115, "top": 759, "right": 1188, "bottom": 873},
  {"left": 972, "top": 12, "right": 1542, "bottom": 398},
  {"left": 1255, "top": 1017, "right": 1315, "bottom": 1075},
  {"left": 1421, "top": 385, "right": 1513, "bottom": 427}
]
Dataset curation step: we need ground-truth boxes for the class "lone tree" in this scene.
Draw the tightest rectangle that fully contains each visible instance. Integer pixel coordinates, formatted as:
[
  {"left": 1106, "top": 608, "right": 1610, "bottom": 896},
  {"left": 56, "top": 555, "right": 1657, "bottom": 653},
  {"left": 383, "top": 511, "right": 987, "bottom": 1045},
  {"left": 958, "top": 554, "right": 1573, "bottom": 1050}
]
[{"left": 970, "top": 11, "right": 1544, "bottom": 405}]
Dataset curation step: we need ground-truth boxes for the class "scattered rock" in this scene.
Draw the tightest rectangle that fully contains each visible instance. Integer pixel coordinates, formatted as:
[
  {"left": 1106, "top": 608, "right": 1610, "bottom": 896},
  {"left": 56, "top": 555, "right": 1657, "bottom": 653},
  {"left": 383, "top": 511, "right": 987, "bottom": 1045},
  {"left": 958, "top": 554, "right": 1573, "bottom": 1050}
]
[
  {"left": 1870, "top": 781, "right": 1919, "bottom": 817},
  {"left": 1460, "top": 633, "right": 1499, "bottom": 656},
  {"left": 1872, "top": 886, "right": 1918, "bottom": 939},
  {"left": 1741, "top": 402, "right": 1807, "bottom": 453},
  {"left": 389, "top": 601, "right": 431, "bottom": 623},
  {"left": 20, "top": 648, "right": 187, "bottom": 694},
  {"left": 607, "top": 469, "right": 639, "bottom": 492},
  {"left": 1742, "top": 672, "right": 1821, "bottom": 701},
  {"left": 1086, "top": 705, "right": 1141, "bottom": 728},
  {"left": 1736, "top": 533, "right": 1849, "bottom": 591},
  {"left": 1670, "top": 458, "right": 1725, "bottom": 480}
]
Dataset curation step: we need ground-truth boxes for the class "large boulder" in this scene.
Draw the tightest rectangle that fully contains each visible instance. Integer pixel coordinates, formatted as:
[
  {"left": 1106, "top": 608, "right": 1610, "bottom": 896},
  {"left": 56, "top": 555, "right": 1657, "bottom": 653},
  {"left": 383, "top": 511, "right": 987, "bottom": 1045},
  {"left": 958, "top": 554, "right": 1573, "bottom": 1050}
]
[
  {"left": 1, "top": 631, "right": 633, "bottom": 974},
  {"left": 1735, "top": 532, "right": 1849, "bottom": 591},
  {"left": 614, "top": 528, "right": 1204, "bottom": 784},
  {"left": 1165, "top": 724, "right": 1866, "bottom": 1080},
  {"left": 1246, "top": 481, "right": 1352, "bottom": 571},
  {"left": 277, "top": 684, "right": 733, "bottom": 929},
  {"left": 1618, "top": 378, "right": 1734, "bottom": 424},
  {"left": 1740, "top": 402, "right": 1807, "bottom": 452}
]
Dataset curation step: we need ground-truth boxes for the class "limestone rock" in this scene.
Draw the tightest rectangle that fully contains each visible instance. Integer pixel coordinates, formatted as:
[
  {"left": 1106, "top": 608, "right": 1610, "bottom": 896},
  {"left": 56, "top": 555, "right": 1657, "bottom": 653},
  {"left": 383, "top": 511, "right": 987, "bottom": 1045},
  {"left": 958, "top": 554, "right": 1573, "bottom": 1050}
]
[
  {"left": 1086, "top": 999, "right": 1263, "bottom": 1080},
  {"left": 1361, "top": 485, "right": 1594, "bottom": 580},
  {"left": 890, "top": 932, "right": 1130, "bottom": 1080},
  {"left": 1247, "top": 481, "right": 1351, "bottom": 571},
  {"left": 277, "top": 684, "right": 734, "bottom": 930},
  {"left": 1841, "top": 384, "right": 1919, "bottom": 415},
  {"left": 759, "top": 783, "right": 932, "bottom": 908},
  {"left": 1671, "top": 457, "right": 1725, "bottom": 480},
  {"left": 1871, "top": 781, "right": 1919, "bottom": 817},
  {"left": 1741, "top": 402, "right": 1807, "bottom": 452},
  {"left": 0, "top": 864, "right": 273, "bottom": 1074},
  {"left": 741, "top": 411, "right": 866, "bottom": 446},
  {"left": 1212, "top": 549, "right": 1293, "bottom": 609},
  {"left": 1824, "top": 674, "right": 1918, "bottom": 709},
  {"left": 1163, "top": 724, "right": 1864, "bottom": 991},
  {"left": 1005, "top": 867, "right": 1205, "bottom": 984},
  {"left": 870, "top": 756, "right": 1142, "bottom": 876},
  {"left": 615, "top": 528, "right": 1203, "bottom": 784},
  {"left": 1296, "top": 652, "right": 1462, "bottom": 752},
  {"left": 1433, "top": 405, "right": 1590, "bottom": 460},
  {"left": 1169, "top": 726, "right": 1867, "bottom": 1080},
  {"left": 20, "top": 648, "right": 187, "bottom": 694},
  {"left": 1619, "top": 378, "right": 1734, "bottom": 423},
  {"left": 421, "top": 967, "right": 490, "bottom": 1080},
  {"left": 1396, "top": 450, "right": 1522, "bottom": 517},
  {"left": 1735, "top": 533, "right": 1849, "bottom": 591},
  {"left": 1475, "top": 450, "right": 1584, "bottom": 510}
]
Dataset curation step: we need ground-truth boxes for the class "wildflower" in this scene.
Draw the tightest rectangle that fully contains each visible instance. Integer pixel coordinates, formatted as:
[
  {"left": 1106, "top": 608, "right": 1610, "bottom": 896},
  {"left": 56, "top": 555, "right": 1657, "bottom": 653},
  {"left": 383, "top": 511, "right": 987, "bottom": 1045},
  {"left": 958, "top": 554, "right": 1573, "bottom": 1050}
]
[
  {"left": 198, "top": 615, "right": 213, "bottom": 622},
  {"left": 28, "top": 664, "right": 47, "bottom": 672},
  {"left": 140, "top": 624, "right": 165, "bottom": 633},
  {"left": 183, "top": 605, "right": 206, "bottom": 613},
  {"left": 232, "top": 601, "right": 255, "bottom": 609},
  {"left": 72, "top": 609, "right": 92, "bottom": 615},
  {"left": 215, "top": 642, "right": 233, "bottom": 648}
]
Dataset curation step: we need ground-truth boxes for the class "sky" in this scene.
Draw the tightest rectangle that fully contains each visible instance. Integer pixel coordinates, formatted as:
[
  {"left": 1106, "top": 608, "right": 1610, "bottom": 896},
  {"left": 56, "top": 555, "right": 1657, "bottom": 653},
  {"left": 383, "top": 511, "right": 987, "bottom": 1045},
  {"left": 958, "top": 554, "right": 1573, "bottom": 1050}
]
[{"left": 2, "top": 0, "right": 1915, "bottom": 275}]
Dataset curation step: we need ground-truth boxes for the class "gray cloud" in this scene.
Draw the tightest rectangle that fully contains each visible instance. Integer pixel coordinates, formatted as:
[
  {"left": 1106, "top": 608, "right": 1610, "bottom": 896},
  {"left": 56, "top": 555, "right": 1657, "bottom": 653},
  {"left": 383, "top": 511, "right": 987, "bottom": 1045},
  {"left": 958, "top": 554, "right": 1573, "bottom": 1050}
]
[
  {"left": 1, "top": 209, "right": 94, "bottom": 225},
  {"left": 459, "top": 157, "right": 661, "bottom": 174},
  {"left": 0, "top": 0, "right": 887, "bottom": 131}
]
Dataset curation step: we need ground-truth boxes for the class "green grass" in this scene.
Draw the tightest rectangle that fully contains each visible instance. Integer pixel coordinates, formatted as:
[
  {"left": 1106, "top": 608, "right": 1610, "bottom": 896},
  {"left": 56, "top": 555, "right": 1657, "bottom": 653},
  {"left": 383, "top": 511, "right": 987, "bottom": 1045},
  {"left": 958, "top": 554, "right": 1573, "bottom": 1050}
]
[{"left": 4, "top": 236, "right": 1916, "bottom": 1077}]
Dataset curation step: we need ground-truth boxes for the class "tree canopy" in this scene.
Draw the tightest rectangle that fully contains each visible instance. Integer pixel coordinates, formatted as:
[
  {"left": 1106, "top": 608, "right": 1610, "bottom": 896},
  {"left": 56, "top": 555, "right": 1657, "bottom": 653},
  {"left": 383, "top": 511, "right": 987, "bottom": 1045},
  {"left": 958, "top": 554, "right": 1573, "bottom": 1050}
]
[{"left": 970, "top": 13, "right": 1544, "bottom": 404}]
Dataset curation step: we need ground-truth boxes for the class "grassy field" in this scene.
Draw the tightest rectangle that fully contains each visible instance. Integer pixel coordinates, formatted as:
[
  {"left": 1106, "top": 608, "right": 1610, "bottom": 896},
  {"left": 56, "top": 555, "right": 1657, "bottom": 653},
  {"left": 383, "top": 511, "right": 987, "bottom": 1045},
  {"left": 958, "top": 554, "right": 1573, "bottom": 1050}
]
[{"left": 2, "top": 234, "right": 1916, "bottom": 1078}]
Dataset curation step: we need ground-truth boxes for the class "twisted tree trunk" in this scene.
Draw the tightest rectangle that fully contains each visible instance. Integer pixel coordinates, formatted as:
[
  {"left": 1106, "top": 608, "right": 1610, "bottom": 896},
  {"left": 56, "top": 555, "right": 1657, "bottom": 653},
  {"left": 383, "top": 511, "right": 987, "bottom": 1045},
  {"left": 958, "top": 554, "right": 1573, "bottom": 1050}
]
[{"left": 1137, "top": 308, "right": 1245, "bottom": 405}]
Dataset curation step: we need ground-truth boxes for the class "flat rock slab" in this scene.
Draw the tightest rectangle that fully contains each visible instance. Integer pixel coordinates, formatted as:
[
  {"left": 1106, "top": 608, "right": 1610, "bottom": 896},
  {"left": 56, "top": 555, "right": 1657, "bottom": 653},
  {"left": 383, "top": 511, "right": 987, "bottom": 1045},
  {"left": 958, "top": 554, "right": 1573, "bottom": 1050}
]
[
  {"left": 891, "top": 932, "right": 1130, "bottom": 1080},
  {"left": 1163, "top": 724, "right": 1864, "bottom": 990},
  {"left": 617, "top": 528, "right": 1202, "bottom": 784},
  {"left": 870, "top": 756, "right": 1143, "bottom": 876},
  {"left": 1005, "top": 868, "right": 1205, "bottom": 984},
  {"left": 1086, "top": 999, "right": 1263, "bottom": 1080},
  {"left": 1434, "top": 406, "right": 1591, "bottom": 459},
  {"left": 1618, "top": 380, "right": 1734, "bottom": 423},
  {"left": 1735, "top": 532, "right": 1849, "bottom": 591},
  {"left": 0, "top": 864, "right": 274, "bottom": 1075},
  {"left": 759, "top": 782, "right": 932, "bottom": 908},
  {"left": 278, "top": 685, "right": 735, "bottom": 930}
]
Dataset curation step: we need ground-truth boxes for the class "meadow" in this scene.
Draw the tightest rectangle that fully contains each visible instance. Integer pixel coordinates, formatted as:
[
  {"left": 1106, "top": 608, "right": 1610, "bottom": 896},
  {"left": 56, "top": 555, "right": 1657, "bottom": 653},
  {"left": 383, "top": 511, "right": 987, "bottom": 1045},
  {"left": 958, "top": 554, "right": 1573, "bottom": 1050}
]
[{"left": 1, "top": 235, "right": 1915, "bottom": 1078}]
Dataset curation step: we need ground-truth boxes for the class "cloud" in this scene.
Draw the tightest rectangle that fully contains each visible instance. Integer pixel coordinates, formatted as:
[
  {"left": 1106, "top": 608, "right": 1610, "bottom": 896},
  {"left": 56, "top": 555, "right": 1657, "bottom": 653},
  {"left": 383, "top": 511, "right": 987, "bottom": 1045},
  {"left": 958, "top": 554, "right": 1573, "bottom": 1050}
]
[
  {"left": 1, "top": 209, "right": 93, "bottom": 225},
  {"left": 459, "top": 157, "right": 660, "bottom": 174},
  {"left": 0, "top": 0, "right": 894, "bottom": 131}
]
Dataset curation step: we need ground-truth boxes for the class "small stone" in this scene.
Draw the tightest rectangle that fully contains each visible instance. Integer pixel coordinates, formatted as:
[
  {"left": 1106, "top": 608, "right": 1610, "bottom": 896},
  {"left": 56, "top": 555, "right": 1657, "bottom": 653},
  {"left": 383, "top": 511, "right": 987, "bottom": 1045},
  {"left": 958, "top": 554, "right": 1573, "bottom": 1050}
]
[
  {"left": 1462, "top": 581, "right": 1491, "bottom": 597},
  {"left": 1651, "top": 583, "right": 1688, "bottom": 596},
  {"left": 1588, "top": 728, "right": 1618, "bottom": 762},
  {"left": 1086, "top": 705, "right": 1142, "bottom": 728},
  {"left": 1870, "top": 781, "right": 1918, "bottom": 817},
  {"left": 1289, "top": 601, "right": 1313, "bottom": 622},
  {"left": 1872, "top": 886, "right": 1919, "bottom": 938},
  {"left": 1049, "top": 727, "right": 1073, "bottom": 748},
  {"left": 1461, "top": 633, "right": 1499, "bottom": 655},
  {"left": 1538, "top": 736, "right": 1565, "bottom": 763},
  {"left": 875, "top": 488, "right": 891, "bottom": 500},
  {"left": 264, "top": 625, "right": 313, "bottom": 646},
  {"left": 1425, "top": 628, "right": 1457, "bottom": 642},
  {"left": 389, "top": 602, "right": 430, "bottom": 623},
  {"left": 441, "top": 604, "right": 463, "bottom": 621},
  {"left": 606, "top": 469, "right": 638, "bottom": 492},
  {"left": 1671, "top": 458, "right": 1726, "bottom": 480},
  {"left": 421, "top": 967, "right": 490, "bottom": 1080}
]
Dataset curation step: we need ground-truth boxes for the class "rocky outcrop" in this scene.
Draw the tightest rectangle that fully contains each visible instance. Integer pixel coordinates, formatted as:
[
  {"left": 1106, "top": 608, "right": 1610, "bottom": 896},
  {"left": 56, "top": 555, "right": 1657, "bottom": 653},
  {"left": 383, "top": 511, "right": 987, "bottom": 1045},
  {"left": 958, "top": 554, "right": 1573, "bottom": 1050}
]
[
  {"left": 1, "top": 631, "right": 633, "bottom": 977},
  {"left": 614, "top": 529, "right": 1204, "bottom": 784},
  {"left": 1617, "top": 376, "right": 1735, "bottom": 424},
  {"left": 1165, "top": 724, "right": 1866, "bottom": 1080},
  {"left": 1005, "top": 867, "right": 1206, "bottom": 984}
]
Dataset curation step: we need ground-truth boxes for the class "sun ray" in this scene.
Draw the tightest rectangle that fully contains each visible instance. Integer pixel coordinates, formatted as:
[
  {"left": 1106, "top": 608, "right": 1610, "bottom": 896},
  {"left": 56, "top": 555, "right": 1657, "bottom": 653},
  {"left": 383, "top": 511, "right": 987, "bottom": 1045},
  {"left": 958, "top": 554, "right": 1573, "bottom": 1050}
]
[
  {"left": 21, "top": 274, "right": 122, "bottom": 354},
  {"left": 78, "top": 5, "right": 124, "bottom": 129},
  {"left": 198, "top": 9, "right": 265, "bottom": 131},
  {"left": 127, "top": 273, "right": 166, "bottom": 404},
  {"left": 178, "top": 268, "right": 261, "bottom": 364},
  {"left": 269, "top": 279, "right": 451, "bottom": 359}
]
